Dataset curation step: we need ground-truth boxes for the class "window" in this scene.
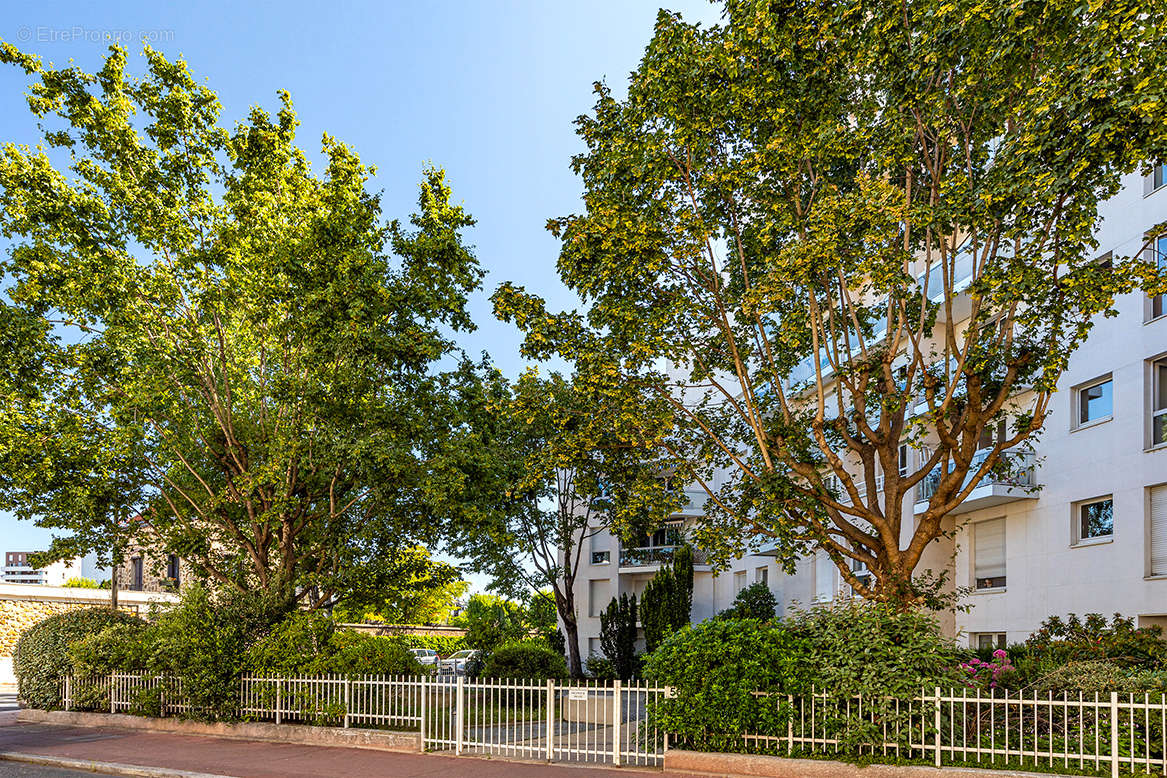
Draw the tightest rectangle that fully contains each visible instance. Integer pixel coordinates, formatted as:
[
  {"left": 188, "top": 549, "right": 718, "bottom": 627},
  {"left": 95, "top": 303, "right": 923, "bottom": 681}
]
[
  {"left": 973, "top": 518, "right": 1006, "bottom": 590},
  {"left": 973, "top": 632, "right": 1007, "bottom": 650},
  {"left": 734, "top": 570, "right": 747, "bottom": 594},
  {"left": 130, "top": 557, "right": 144, "bottom": 591},
  {"left": 1153, "top": 359, "right": 1167, "bottom": 447},
  {"left": 590, "top": 531, "right": 610, "bottom": 565},
  {"left": 755, "top": 566, "right": 769, "bottom": 586},
  {"left": 814, "top": 551, "right": 836, "bottom": 602},
  {"left": 898, "top": 445, "right": 910, "bottom": 477},
  {"left": 587, "top": 637, "right": 602, "bottom": 657},
  {"left": 1075, "top": 376, "right": 1113, "bottom": 427},
  {"left": 166, "top": 554, "right": 181, "bottom": 586},
  {"left": 1075, "top": 497, "right": 1114, "bottom": 543},
  {"left": 978, "top": 418, "right": 1007, "bottom": 450},
  {"left": 588, "top": 579, "right": 610, "bottom": 618},
  {"left": 1150, "top": 235, "right": 1167, "bottom": 320},
  {"left": 1155, "top": 164, "right": 1167, "bottom": 193},
  {"left": 591, "top": 551, "right": 610, "bottom": 565},
  {"left": 1151, "top": 485, "right": 1167, "bottom": 577}
]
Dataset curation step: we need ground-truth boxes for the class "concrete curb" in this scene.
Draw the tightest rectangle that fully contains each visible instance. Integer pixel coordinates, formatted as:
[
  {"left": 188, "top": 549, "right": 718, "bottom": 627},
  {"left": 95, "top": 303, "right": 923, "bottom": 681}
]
[
  {"left": 0, "top": 751, "right": 236, "bottom": 778},
  {"left": 17, "top": 709, "right": 420, "bottom": 753},
  {"left": 665, "top": 750, "right": 1079, "bottom": 778}
]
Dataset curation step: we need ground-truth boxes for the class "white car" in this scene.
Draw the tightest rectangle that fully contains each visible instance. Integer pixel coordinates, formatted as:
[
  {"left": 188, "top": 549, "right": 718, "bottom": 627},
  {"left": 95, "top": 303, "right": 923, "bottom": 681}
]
[
  {"left": 437, "top": 649, "right": 481, "bottom": 676},
  {"left": 409, "top": 648, "right": 439, "bottom": 667}
]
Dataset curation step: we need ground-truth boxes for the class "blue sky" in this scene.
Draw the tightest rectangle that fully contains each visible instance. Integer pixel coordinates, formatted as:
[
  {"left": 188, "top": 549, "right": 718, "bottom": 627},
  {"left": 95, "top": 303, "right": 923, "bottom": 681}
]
[{"left": 0, "top": 0, "right": 719, "bottom": 583}]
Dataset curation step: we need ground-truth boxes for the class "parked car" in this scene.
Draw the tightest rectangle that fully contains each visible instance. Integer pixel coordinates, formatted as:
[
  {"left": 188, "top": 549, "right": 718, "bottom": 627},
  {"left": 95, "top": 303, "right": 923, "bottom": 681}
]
[
  {"left": 409, "top": 648, "right": 439, "bottom": 668},
  {"left": 438, "top": 649, "right": 481, "bottom": 676}
]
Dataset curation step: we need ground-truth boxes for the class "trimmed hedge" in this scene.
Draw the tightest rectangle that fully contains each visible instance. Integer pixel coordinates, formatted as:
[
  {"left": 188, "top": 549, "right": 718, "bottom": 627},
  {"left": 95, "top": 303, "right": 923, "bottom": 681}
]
[
  {"left": 14, "top": 608, "right": 145, "bottom": 709},
  {"left": 481, "top": 641, "right": 568, "bottom": 680}
]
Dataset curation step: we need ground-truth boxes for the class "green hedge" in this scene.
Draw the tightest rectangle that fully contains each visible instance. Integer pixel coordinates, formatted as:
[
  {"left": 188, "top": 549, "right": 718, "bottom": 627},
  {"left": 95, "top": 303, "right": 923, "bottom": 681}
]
[
  {"left": 391, "top": 633, "right": 467, "bottom": 655},
  {"left": 481, "top": 641, "right": 568, "bottom": 680},
  {"left": 14, "top": 608, "right": 145, "bottom": 709}
]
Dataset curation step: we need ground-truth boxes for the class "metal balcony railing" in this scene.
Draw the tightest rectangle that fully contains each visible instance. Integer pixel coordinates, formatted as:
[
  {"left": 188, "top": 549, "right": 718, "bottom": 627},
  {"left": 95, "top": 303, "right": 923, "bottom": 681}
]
[{"left": 915, "top": 450, "right": 1035, "bottom": 503}]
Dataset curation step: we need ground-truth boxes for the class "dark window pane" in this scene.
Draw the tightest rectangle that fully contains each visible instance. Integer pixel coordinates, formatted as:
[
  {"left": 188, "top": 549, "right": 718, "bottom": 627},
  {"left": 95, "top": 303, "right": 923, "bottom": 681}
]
[{"left": 1080, "top": 499, "right": 1114, "bottom": 539}]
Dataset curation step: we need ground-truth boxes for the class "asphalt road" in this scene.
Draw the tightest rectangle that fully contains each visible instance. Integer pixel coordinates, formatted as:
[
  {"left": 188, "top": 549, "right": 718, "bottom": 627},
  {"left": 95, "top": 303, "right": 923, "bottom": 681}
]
[{"left": 0, "top": 764, "right": 108, "bottom": 777}]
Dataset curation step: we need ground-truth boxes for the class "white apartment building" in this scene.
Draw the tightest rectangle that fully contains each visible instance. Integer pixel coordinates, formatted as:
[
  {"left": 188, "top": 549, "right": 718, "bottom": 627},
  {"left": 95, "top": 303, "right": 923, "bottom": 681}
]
[
  {"left": 569, "top": 167, "right": 1167, "bottom": 656},
  {"left": 1, "top": 550, "right": 98, "bottom": 586}
]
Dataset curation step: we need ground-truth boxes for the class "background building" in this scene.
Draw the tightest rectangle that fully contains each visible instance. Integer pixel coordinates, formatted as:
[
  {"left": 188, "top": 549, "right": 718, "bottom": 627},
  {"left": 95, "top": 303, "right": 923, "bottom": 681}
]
[{"left": 1, "top": 551, "right": 101, "bottom": 586}]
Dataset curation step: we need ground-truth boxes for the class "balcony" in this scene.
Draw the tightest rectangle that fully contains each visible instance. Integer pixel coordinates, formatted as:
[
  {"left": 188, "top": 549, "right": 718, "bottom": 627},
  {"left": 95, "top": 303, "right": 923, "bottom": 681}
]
[
  {"left": 673, "top": 488, "right": 709, "bottom": 517},
  {"left": 914, "top": 450, "right": 1037, "bottom": 515},
  {"left": 618, "top": 545, "right": 708, "bottom": 571}
]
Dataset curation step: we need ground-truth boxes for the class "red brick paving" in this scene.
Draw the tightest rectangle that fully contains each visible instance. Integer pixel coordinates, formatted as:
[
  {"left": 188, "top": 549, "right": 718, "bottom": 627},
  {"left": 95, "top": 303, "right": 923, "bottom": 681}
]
[{"left": 0, "top": 721, "right": 675, "bottom": 777}]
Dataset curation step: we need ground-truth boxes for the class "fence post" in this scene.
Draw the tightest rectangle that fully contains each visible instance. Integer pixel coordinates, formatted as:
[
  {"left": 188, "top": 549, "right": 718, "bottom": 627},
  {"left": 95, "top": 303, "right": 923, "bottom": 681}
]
[
  {"left": 787, "top": 694, "right": 794, "bottom": 755},
  {"left": 545, "top": 679, "right": 555, "bottom": 761},
  {"left": 110, "top": 674, "right": 116, "bottom": 714},
  {"left": 934, "top": 687, "right": 942, "bottom": 768},
  {"left": 612, "top": 680, "right": 622, "bottom": 767},
  {"left": 455, "top": 676, "right": 464, "bottom": 756},
  {"left": 275, "top": 678, "right": 283, "bottom": 725},
  {"left": 1110, "top": 691, "right": 1120, "bottom": 778},
  {"left": 419, "top": 676, "right": 428, "bottom": 751},
  {"left": 63, "top": 675, "right": 71, "bottom": 712},
  {"left": 344, "top": 677, "right": 351, "bottom": 728}
]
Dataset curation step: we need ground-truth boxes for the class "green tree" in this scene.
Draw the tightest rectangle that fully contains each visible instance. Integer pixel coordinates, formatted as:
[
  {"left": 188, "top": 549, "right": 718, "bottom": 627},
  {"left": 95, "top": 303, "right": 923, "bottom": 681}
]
[
  {"left": 718, "top": 581, "right": 777, "bottom": 622},
  {"left": 599, "top": 592, "right": 638, "bottom": 680},
  {"left": 641, "top": 544, "right": 693, "bottom": 652},
  {"left": 457, "top": 593, "right": 527, "bottom": 651},
  {"left": 331, "top": 547, "right": 468, "bottom": 625},
  {"left": 0, "top": 44, "right": 485, "bottom": 609},
  {"left": 494, "top": 0, "right": 1167, "bottom": 607},
  {"left": 450, "top": 369, "right": 680, "bottom": 676}
]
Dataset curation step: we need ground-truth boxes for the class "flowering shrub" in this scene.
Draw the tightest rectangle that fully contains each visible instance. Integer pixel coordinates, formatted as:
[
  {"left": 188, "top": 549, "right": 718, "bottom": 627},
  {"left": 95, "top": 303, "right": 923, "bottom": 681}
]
[{"left": 958, "top": 649, "right": 1015, "bottom": 689}]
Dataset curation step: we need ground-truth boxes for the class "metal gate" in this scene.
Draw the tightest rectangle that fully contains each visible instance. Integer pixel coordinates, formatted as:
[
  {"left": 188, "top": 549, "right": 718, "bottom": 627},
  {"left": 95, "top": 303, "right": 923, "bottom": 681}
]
[{"left": 422, "top": 677, "right": 667, "bottom": 766}]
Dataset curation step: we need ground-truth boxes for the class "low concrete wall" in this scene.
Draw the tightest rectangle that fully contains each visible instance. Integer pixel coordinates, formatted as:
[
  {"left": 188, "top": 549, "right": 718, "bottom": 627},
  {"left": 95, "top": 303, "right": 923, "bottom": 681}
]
[
  {"left": 18, "top": 709, "right": 420, "bottom": 753},
  {"left": 665, "top": 750, "right": 1076, "bottom": 778}
]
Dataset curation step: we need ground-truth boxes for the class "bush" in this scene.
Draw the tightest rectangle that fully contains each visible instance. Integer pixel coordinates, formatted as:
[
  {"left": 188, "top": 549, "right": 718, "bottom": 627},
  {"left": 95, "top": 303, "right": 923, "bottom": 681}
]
[
  {"left": 1026, "top": 613, "right": 1167, "bottom": 669},
  {"left": 70, "top": 621, "right": 152, "bottom": 676},
  {"left": 599, "top": 593, "right": 638, "bottom": 679},
  {"left": 13, "top": 608, "right": 145, "bottom": 709},
  {"left": 717, "top": 582, "right": 777, "bottom": 621},
  {"left": 643, "top": 618, "right": 809, "bottom": 750},
  {"left": 148, "top": 585, "right": 288, "bottom": 719},
  {"left": 785, "top": 601, "right": 957, "bottom": 699},
  {"left": 585, "top": 655, "right": 616, "bottom": 680},
  {"left": 1027, "top": 659, "right": 1167, "bottom": 693},
  {"left": 393, "top": 634, "right": 467, "bottom": 656},
  {"left": 311, "top": 632, "right": 422, "bottom": 676},
  {"left": 63, "top": 577, "right": 100, "bottom": 589},
  {"left": 641, "top": 545, "right": 693, "bottom": 652},
  {"left": 481, "top": 641, "right": 568, "bottom": 680},
  {"left": 244, "top": 611, "right": 338, "bottom": 675}
]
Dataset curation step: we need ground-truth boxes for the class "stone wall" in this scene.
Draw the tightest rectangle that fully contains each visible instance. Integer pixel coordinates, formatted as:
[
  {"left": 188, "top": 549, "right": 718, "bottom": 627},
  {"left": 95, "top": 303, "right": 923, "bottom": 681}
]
[{"left": 0, "top": 583, "right": 178, "bottom": 684}]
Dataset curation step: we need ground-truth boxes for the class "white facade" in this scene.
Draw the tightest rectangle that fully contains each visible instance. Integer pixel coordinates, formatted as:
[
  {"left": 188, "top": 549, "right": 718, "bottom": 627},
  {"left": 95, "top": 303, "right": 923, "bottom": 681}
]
[
  {"left": 569, "top": 168, "right": 1167, "bottom": 656},
  {"left": 2, "top": 551, "right": 95, "bottom": 586}
]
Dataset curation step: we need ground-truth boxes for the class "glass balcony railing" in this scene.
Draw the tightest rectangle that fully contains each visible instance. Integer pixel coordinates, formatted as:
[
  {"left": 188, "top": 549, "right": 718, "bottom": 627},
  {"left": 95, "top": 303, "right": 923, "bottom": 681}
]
[{"left": 915, "top": 450, "right": 1035, "bottom": 503}]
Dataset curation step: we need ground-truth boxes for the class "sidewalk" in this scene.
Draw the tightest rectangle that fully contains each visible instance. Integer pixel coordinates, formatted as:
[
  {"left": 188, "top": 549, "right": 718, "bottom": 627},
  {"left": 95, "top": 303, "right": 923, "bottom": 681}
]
[{"left": 0, "top": 721, "right": 673, "bottom": 778}]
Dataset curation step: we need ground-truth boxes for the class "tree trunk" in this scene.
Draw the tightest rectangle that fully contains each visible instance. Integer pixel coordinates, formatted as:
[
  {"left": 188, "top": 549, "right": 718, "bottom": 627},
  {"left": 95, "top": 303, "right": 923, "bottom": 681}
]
[
  {"left": 562, "top": 612, "right": 583, "bottom": 677},
  {"left": 109, "top": 563, "right": 119, "bottom": 610}
]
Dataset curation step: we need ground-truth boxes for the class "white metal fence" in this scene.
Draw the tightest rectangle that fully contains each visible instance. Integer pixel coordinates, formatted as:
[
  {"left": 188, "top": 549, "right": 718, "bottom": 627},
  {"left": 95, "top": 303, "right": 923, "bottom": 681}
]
[
  {"left": 680, "top": 686, "right": 1167, "bottom": 778},
  {"left": 56, "top": 675, "right": 1167, "bottom": 775}
]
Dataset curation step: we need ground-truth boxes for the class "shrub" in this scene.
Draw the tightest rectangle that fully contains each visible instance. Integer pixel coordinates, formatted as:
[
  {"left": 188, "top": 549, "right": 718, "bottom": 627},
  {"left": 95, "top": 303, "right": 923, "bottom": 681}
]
[
  {"left": 13, "top": 608, "right": 144, "bottom": 709},
  {"left": 148, "top": 585, "right": 288, "bottom": 719},
  {"left": 393, "top": 634, "right": 467, "bottom": 656},
  {"left": 717, "top": 582, "right": 777, "bottom": 621},
  {"left": 599, "top": 593, "right": 638, "bottom": 679},
  {"left": 310, "top": 632, "right": 422, "bottom": 676},
  {"left": 1027, "top": 659, "right": 1167, "bottom": 693},
  {"left": 643, "top": 618, "right": 809, "bottom": 750},
  {"left": 1025, "top": 613, "right": 1167, "bottom": 669},
  {"left": 641, "top": 546, "right": 693, "bottom": 652},
  {"left": 70, "top": 621, "right": 152, "bottom": 676},
  {"left": 481, "top": 641, "right": 568, "bottom": 680},
  {"left": 63, "top": 577, "right": 100, "bottom": 589},
  {"left": 784, "top": 601, "right": 958, "bottom": 699},
  {"left": 244, "top": 611, "right": 338, "bottom": 675},
  {"left": 585, "top": 655, "right": 616, "bottom": 680},
  {"left": 956, "top": 649, "right": 1017, "bottom": 690}
]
